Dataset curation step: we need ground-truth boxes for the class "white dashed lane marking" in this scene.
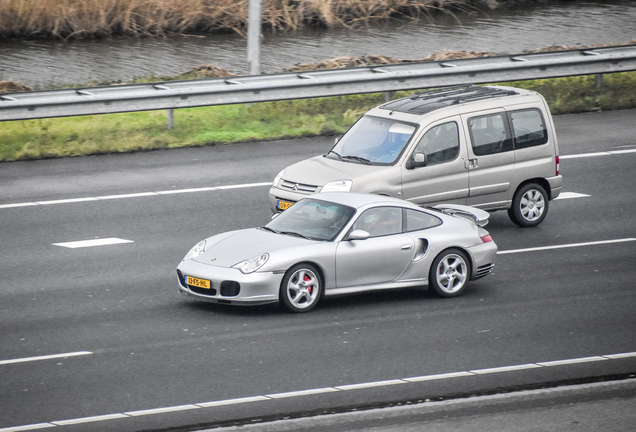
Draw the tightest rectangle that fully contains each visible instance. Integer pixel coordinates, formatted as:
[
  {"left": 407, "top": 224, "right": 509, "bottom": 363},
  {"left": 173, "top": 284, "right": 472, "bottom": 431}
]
[
  {"left": 0, "top": 352, "right": 93, "bottom": 366},
  {"left": 554, "top": 192, "right": 590, "bottom": 200},
  {"left": 52, "top": 238, "right": 133, "bottom": 248}
]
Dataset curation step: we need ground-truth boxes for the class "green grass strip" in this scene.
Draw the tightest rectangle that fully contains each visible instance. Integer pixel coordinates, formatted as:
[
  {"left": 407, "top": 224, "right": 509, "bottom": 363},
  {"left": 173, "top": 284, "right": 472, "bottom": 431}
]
[{"left": 1, "top": 72, "right": 635, "bottom": 162}]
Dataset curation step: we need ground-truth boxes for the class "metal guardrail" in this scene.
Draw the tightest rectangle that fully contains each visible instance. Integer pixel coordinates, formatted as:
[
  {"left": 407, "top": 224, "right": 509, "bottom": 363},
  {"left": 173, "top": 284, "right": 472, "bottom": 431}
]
[{"left": 1, "top": 45, "right": 636, "bottom": 122}]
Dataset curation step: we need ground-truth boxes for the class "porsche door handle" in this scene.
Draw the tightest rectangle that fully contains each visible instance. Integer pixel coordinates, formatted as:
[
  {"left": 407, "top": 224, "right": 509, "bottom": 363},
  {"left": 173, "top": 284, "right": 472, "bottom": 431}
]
[{"left": 401, "top": 244, "right": 413, "bottom": 250}]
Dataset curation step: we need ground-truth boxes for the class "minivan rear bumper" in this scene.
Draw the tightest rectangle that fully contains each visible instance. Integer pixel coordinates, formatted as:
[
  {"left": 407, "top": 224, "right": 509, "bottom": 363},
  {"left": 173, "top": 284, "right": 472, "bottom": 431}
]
[{"left": 547, "top": 174, "right": 563, "bottom": 200}]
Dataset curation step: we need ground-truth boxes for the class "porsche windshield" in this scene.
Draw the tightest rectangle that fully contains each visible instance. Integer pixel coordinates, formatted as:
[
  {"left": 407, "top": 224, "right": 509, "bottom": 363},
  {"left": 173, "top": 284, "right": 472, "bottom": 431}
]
[
  {"left": 265, "top": 199, "right": 355, "bottom": 241},
  {"left": 329, "top": 116, "right": 417, "bottom": 164}
]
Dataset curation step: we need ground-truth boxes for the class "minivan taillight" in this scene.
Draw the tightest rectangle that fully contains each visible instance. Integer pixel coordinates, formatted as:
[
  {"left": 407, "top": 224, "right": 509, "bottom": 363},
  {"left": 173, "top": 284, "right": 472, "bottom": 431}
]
[{"left": 556, "top": 156, "right": 560, "bottom": 176}]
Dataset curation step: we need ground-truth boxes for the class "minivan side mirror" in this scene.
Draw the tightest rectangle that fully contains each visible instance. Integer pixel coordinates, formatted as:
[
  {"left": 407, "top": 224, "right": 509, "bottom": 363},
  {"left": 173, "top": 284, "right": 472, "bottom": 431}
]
[{"left": 406, "top": 152, "right": 427, "bottom": 169}]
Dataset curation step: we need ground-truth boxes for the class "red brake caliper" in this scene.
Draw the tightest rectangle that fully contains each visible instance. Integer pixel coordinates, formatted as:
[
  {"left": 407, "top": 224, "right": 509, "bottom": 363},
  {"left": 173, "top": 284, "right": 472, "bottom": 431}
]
[{"left": 304, "top": 274, "right": 312, "bottom": 293}]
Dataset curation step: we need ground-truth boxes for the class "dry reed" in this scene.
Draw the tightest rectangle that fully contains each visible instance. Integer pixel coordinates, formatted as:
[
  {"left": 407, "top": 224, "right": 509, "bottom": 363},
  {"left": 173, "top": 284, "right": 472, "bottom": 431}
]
[{"left": 0, "top": 0, "right": 497, "bottom": 39}]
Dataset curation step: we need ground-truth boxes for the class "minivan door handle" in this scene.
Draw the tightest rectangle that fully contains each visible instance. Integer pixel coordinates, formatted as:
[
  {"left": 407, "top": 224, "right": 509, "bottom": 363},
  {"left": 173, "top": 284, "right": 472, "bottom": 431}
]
[{"left": 465, "top": 158, "right": 478, "bottom": 169}]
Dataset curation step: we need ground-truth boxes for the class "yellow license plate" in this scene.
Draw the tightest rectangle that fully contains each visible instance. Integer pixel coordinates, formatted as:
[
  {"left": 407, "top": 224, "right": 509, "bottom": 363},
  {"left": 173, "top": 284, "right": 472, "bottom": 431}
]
[
  {"left": 186, "top": 276, "right": 211, "bottom": 289},
  {"left": 278, "top": 200, "right": 294, "bottom": 211}
]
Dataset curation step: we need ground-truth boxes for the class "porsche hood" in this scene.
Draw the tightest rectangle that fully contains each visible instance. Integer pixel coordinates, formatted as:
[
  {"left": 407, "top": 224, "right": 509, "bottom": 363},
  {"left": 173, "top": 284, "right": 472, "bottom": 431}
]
[{"left": 190, "top": 228, "right": 311, "bottom": 268}]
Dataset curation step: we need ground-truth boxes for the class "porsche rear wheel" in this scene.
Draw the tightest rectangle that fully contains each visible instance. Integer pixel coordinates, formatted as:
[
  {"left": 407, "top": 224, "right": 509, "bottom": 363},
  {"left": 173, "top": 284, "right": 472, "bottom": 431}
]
[
  {"left": 280, "top": 264, "right": 322, "bottom": 313},
  {"left": 429, "top": 249, "right": 470, "bottom": 298}
]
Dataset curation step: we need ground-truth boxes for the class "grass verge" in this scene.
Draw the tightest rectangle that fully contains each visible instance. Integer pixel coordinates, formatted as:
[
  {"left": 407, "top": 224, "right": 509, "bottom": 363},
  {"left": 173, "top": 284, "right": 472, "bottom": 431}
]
[{"left": 1, "top": 71, "right": 636, "bottom": 162}]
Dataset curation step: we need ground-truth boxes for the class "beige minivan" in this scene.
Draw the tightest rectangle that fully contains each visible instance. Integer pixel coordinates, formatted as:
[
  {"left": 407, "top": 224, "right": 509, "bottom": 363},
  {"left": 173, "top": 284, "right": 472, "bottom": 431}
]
[{"left": 269, "top": 85, "right": 562, "bottom": 227}]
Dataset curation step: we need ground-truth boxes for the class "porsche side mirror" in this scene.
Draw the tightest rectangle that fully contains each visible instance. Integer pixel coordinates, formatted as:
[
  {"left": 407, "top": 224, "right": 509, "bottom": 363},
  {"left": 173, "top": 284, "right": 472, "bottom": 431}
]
[{"left": 349, "top": 230, "right": 370, "bottom": 240}]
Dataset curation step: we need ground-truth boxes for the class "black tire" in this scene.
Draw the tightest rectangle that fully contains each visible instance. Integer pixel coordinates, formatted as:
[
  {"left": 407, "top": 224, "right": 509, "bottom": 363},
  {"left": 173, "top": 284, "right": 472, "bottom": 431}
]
[
  {"left": 429, "top": 248, "right": 470, "bottom": 298},
  {"left": 508, "top": 183, "right": 549, "bottom": 227},
  {"left": 279, "top": 264, "right": 322, "bottom": 313}
]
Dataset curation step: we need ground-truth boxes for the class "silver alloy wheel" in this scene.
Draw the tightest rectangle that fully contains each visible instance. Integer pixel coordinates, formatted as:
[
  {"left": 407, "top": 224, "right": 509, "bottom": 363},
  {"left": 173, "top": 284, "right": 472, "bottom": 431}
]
[
  {"left": 435, "top": 253, "right": 468, "bottom": 294},
  {"left": 519, "top": 188, "right": 546, "bottom": 222},
  {"left": 286, "top": 268, "right": 320, "bottom": 310}
]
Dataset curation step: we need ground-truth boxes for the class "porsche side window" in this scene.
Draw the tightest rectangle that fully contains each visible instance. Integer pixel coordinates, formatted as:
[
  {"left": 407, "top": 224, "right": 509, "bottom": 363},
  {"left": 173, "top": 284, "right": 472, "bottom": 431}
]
[
  {"left": 510, "top": 109, "right": 548, "bottom": 149},
  {"left": 468, "top": 113, "right": 513, "bottom": 156},
  {"left": 352, "top": 207, "right": 402, "bottom": 238},
  {"left": 404, "top": 209, "right": 442, "bottom": 232},
  {"left": 413, "top": 121, "right": 460, "bottom": 165}
]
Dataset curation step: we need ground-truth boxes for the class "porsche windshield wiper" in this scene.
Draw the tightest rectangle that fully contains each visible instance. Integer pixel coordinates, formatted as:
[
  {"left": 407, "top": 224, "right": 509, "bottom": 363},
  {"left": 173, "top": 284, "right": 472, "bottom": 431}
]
[
  {"left": 342, "top": 155, "right": 371, "bottom": 165},
  {"left": 279, "top": 230, "right": 314, "bottom": 240},
  {"left": 260, "top": 226, "right": 280, "bottom": 234}
]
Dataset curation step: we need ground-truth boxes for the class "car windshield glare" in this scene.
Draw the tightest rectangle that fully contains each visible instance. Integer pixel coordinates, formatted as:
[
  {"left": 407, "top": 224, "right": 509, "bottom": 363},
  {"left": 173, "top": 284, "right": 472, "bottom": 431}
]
[
  {"left": 330, "top": 116, "right": 416, "bottom": 164},
  {"left": 266, "top": 199, "right": 356, "bottom": 241}
]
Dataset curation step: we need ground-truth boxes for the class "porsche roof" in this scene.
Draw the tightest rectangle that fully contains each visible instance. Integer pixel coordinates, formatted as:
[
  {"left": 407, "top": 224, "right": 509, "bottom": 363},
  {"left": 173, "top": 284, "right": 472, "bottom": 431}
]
[{"left": 307, "top": 192, "right": 422, "bottom": 210}]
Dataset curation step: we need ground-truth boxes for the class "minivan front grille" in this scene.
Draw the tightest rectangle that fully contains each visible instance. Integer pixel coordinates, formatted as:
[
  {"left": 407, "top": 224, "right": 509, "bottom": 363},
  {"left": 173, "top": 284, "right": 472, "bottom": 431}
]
[{"left": 279, "top": 179, "right": 319, "bottom": 194}]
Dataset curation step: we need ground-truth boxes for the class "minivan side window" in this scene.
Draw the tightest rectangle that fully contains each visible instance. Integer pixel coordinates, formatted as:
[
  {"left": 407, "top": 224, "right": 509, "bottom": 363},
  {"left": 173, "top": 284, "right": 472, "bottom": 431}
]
[
  {"left": 468, "top": 113, "right": 513, "bottom": 156},
  {"left": 413, "top": 121, "right": 460, "bottom": 165},
  {"left": 509, "top": 109, "right": 548, "bottom": 149}
]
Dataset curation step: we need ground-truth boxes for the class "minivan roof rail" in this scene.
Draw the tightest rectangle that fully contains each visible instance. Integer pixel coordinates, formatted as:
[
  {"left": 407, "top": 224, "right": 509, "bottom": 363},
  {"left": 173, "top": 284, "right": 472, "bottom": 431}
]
[
  {"left": 408, "top": 84, "right": 475, "bottom": 100},
  {"left": 381, "top": 85, "right": 519, "bottom": 115}
]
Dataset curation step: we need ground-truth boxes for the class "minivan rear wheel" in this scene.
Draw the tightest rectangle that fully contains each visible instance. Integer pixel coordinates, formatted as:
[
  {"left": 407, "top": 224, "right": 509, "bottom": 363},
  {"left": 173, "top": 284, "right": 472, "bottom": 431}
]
[{"left": 508, "top": 183, "right": 549, "bottom": 227}]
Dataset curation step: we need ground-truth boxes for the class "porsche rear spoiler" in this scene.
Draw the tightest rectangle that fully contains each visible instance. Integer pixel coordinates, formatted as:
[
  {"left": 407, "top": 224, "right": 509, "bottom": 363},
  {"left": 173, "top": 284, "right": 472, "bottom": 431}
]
[{"left": 433, "top": 204, "right": 490, "bottom": 227}]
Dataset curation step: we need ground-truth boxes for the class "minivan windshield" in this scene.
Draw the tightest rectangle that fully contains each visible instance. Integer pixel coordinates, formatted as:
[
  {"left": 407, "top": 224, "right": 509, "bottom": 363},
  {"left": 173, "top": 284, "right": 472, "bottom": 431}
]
[{"left": 329, "top": 116, "right": 416, "bottom": 165}]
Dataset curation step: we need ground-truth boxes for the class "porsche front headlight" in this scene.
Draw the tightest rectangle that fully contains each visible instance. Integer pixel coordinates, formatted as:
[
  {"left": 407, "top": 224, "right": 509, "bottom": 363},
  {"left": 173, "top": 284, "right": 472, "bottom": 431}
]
[
  {"left": 184, "top": 240, "right": 206, "bottom": 260},
  {"left": 232, "top": 253, "right": 269, "bottom": 274}
]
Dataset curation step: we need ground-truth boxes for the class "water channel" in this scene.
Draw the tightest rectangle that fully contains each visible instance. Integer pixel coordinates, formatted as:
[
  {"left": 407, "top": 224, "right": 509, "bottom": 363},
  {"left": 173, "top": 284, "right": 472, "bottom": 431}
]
[{"left": 0, "top": 0, "right": 635, "bottom": 90}]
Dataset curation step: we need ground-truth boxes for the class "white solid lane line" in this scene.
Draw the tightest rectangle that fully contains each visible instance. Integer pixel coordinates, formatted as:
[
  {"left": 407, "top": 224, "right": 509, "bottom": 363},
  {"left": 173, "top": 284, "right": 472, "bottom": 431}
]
[
  {"left": 1, "top": 148, "right": 635, "bottom": 210},
  {"left": 2, "top": 351, "right": 635, "bottom": 431},
  {"left": 0, "top": 351, "right": 93, "bottom": 366},
  {"left": 0, "top": 182, "right": 272, "bottom": 209},
  {"left": 498, "top": 238, "right": 636, "bottom": 255},
  {"left": 559, "top": 148, "right": 636, "bottom": 159},
  {"left": 52, "top": 238, "right": 133, "bottom": 248}
]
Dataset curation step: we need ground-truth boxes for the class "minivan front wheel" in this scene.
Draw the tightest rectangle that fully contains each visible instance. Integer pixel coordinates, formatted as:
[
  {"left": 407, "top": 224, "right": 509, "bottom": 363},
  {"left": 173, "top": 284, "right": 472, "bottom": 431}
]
[{"left": 508, "top": 183, "right": 549, "bottom": 227}]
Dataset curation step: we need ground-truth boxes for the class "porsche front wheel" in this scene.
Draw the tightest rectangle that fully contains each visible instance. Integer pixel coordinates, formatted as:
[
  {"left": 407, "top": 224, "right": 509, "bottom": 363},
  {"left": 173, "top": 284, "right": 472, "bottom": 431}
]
[{"left": 280, "top": 264, "right": 322, "bottom": 313}]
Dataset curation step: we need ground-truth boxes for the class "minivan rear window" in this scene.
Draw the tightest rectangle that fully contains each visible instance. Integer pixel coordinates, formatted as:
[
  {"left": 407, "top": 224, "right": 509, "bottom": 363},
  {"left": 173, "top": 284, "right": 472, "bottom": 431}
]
[{"left": 510, "top": 109, "right": 548, "bottom": 149}]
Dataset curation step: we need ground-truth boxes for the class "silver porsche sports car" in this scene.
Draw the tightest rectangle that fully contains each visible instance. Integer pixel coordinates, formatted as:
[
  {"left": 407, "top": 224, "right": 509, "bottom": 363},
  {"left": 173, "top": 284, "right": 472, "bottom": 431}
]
[{"left": 177, "top": 193, "right": 497, "bottom": 313}]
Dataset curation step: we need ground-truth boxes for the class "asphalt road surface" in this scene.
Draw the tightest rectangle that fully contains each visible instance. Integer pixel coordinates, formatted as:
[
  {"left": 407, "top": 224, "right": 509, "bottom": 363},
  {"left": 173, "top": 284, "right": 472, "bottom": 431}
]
[{"left": 1, "top": 109, "right": 635, "bottom": 432}]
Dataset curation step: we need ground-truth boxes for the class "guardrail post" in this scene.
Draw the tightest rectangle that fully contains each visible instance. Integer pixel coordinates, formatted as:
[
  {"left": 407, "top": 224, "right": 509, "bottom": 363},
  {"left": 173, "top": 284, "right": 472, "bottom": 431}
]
[
  {"left": 384, "top": 92, "right": 393, "bottom": 103},
  {"left": 247, "top": 0, "right": 262, "bottom": 76},
  {"left": 167, "top": 109, "right": 174, "bottom": 130},
  {"left": 595, "top": 74, "right": 604, "bottom": 90}
]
